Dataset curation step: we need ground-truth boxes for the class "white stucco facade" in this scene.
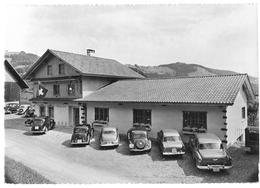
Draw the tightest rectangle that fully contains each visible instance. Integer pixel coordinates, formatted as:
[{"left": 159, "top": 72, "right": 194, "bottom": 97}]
[
  {"left": 226, "top": 88, "right": 248, "bottom": 146},
  {"left": 85, "top": 102, "right": 227, "bottom": 140}
]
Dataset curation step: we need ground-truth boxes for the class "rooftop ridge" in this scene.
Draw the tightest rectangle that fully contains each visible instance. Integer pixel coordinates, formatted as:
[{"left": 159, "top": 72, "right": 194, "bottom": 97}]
[
  {"left": 48, "top": 49, "right": 119, "bottom": 63},
  {"left": 118, "top": 73, "right": 248, "bottom": 82}
]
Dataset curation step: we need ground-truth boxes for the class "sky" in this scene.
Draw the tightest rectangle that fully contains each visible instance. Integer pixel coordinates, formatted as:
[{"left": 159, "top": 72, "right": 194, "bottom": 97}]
[{"left": 4, "top": 4, "right": 258, "bottom": 77}]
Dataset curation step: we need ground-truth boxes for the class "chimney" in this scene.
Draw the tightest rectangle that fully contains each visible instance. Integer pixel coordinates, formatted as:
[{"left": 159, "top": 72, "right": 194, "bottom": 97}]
[{"left": 87, "top": 49, "right": 95, "bottom": 56}]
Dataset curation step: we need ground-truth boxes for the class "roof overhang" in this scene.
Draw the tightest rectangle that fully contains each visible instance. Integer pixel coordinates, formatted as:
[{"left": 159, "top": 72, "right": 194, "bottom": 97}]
[{"left": 4, "top": 60, "right": 29, "bottom": 89}]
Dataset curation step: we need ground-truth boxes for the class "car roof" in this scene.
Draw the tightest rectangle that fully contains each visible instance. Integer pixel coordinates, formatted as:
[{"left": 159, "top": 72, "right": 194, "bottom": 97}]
[
  {"left": 102, "top": 127, "right": 117, "bottom": 131},
  {"left": 162, "top": 129, "right": 180, "bottom": 136},
  {"left": 128, "top": 127, "right": 148, "bottom": 132},
  {"left": 196, "top": 133, "right": 221, "bottom": 143}
]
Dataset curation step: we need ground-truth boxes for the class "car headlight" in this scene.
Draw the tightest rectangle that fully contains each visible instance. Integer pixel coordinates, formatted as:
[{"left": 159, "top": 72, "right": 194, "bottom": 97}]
[{"left": 129, "top": 143, "right": 134, "bottom": 148}]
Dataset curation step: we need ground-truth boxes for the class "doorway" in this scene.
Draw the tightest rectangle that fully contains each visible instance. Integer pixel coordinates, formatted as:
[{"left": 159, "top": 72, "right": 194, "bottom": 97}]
[{"left": 73, "top": 108, "right": 79, "bottom": 126}]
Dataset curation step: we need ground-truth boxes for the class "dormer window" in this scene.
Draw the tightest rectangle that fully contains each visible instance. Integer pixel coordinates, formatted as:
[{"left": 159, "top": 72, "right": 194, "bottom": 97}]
[
  {"left": 47, "top": 65, "right": 52, "bottom": 75},
  {"left": 59, "top": 64, "right": 65, "bottom": 75}
]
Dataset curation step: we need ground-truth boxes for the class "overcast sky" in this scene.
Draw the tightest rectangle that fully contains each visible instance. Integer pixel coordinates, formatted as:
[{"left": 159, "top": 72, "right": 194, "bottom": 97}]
[{"left": 4, "top": 4, "right": 258, "bottom": 77}]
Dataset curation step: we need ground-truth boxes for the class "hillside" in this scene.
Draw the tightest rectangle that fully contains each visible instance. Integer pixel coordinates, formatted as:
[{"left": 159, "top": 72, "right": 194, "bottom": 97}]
[
  {"left": 5, "top": 51, "right": 39, "bottom": 76},
  {"left": 128, "top": 62, "right": 258, "bottom": 95}
]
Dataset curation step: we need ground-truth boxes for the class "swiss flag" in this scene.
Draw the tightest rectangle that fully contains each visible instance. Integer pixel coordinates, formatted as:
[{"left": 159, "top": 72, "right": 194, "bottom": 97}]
[{"left": 38, "top": 83, "right": 48, "bottom": 98}]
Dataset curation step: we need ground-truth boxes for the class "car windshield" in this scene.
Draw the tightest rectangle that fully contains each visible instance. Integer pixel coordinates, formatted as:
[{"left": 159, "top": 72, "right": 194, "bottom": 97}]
[
  {"left": 74, "top": 128, "right": 87, "bottom": 134},
  {"left": 199, "top": 143, "right": 221, "bottom": 149},
  {"left": 132, "top": 131, "right": 147, "bottom": 139},
  {"left": 164, "top": 136, "right": 180, "bottom": 142},
  {"left": 34, "top": 119, "right": 43, "bottom": 126},
  {"left": 103, "top": 130, "right": 116, "bottom": 135}
]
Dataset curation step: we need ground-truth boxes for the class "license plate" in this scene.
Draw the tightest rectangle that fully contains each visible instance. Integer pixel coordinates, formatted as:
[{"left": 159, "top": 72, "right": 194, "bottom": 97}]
[
  {"left": 77, "top": 140, "right": 82, "bottom": 143},
  {"left": 35, "top": 126, "right": 39, "bottom": 129},
  {"left": 172, "top": 148, "right": 177, "bottom": 153},
  {"left": 212, "top": 167, "right": 220, "bottom": 172}
]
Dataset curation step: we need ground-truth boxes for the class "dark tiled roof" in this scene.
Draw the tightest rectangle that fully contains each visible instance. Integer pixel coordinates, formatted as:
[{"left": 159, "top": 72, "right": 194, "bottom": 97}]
[
  {"left": 77, "top": 74, "right": 251, "bottom": 105},
  {"left": 49, "top": 49, "right": 144, "bottom": 79}
]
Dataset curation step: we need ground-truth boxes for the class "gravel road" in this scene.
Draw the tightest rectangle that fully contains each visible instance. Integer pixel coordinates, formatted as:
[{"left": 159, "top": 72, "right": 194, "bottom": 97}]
[{"left": 5, "top": 117, "right": 259, "bottom": 183}]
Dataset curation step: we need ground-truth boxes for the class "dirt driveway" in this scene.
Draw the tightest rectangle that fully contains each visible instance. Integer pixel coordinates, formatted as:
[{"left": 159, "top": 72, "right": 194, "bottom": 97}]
[{"left": 5, "top": 117, "right": 259, "bottom": 183}]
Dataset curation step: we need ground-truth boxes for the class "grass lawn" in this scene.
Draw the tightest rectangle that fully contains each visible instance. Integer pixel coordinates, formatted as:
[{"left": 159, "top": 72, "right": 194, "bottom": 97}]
[{"left": 5, "top": 156, "right": 54, "bottom": 184}]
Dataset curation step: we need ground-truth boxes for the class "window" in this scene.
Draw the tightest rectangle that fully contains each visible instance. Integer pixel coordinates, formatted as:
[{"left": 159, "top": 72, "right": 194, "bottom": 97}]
[
  {"left": 242, "top": 107, "right": 246, "bottom": 119},
  {"left": 40, "top": 106, "right": 46, "bottom": 117},
  {"left": 183, "top": 111, "right": 207, "bottom": 129},
  {"left": 59, "top": 64, "right": 65, "bottom": 75},
  {"left": 47, "top": 65, "right": 52, "bottom": 75},
  {"left": 53, "top": 84, "right": 60, "bottom": 96},
  {"left": 95, "top": 108, "right": 109, "bottom": 121},
  {"left": 133, "top": 109, "right": 151, "bottom": 125},
  {"left": 48, "top": 106, "right": 54, "bottom": 118},
  {"left": 68, "top": 83, "right": 75, "bottom": 96}
]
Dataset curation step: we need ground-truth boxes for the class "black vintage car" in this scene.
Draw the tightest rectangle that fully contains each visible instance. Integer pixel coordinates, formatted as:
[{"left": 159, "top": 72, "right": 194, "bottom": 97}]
[
  {"left": 30, "top": 116, "right": 55, "bottom": 134},
  {"left": 127, "top": 127, "right": 151, "bottom": 152},
  {"left": 71, "top": 124, "right": 94, "bottom": 145},
  {"left": 188, "top": 133, "right": 232, "bottom": 172}
]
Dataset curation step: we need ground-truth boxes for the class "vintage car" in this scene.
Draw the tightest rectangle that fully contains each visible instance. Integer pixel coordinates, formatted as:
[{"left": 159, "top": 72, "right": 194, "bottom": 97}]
[
  {"left": 133, "top": 123, "right": 152, "bottom": 132},
  {"left": 127, "top": 127, "right": 151, "bottom": 152},
  {"left": 99, "top": 127, "right": 120, "bottom": 147},
  {"left": 5, "top": 102, "right": 19, "bottom": 114},
  {"left": 24, "top": 107, "right": 35, "bottom": 118},
  {"left": 188, "top": 133, "right": 232, "bottom": 172},
  {"left": 245, "top": 126, "right": 259, "bottom": 153},
  {"left": 71, "top": 124, "right": 94, "bottom": 145},
  {"left": 30, "top": 116, "right": 56, "bottom": 134},
  {"left": 17, "top": 104, "right": 30, "bottom": 115},
  {"left": 157, "top": 129, "right": 185, "bottom": 156}
]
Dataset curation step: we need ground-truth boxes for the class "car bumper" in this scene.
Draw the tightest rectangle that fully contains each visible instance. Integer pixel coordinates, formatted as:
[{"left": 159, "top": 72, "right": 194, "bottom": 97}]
[
  {"left": 162, "top": 151, "right": 185, "bottom": 155},
  {"left": 129, "top": 147, "right": 151, "bottom": 152},
  {"left": 71, "top": 140, "right": 89, "bottom": 145},
  {"left": 197, "top": 164, "right": 232, "bottom": 171},
  {"left": 100, "top": 142, "right": 119, "bottom": 147}
]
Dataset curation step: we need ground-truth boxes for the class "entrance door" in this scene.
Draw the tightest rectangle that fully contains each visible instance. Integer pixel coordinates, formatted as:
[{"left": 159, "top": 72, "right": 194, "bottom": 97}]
[{"left": 73, "top": 108, "right": 79, "bottom": 125}]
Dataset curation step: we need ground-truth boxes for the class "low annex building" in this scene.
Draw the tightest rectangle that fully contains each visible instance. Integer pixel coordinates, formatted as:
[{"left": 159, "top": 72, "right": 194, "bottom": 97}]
[
  {"left": 23, "top": 49, "right": 144, "bottom": 126},
  {"left": 77, "top": 74, "right": 255, "bottom": 146}
]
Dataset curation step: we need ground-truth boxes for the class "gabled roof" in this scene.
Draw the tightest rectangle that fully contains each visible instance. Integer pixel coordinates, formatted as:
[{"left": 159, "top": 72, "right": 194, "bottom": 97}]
[
  {"left": 4, "top": 60, "right": 29, "bottom": 89},
  {"left": 76, "top": 74, "right": 255, "bottom": 105},
  {"left": 23, "top": 49, "right": 144, "bottom": 79}
]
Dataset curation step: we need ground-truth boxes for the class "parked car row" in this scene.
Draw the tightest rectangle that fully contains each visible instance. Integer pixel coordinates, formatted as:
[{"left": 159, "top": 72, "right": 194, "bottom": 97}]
[
  {"left": 24, "top": 119, "right": 233, "bottom": 172},
  {"left": 70, "top": 123, "right": 233, "bottom": 172},
  {"left": 5, "top": 102, "right": 35, "bottom": 117}
]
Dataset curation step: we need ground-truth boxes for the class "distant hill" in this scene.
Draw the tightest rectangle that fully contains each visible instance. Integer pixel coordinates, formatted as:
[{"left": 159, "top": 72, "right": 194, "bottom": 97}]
[
  {"left": 128, "top": 62, "right": 258, "bottom": 95},
  {"left": 4, "top": 51, "right": 39, "bottom": 76}
]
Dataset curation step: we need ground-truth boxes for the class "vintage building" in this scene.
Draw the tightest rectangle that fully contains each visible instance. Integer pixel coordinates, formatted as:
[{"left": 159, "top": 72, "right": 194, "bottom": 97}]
[
  {"left": 23, "top": 49, "right": 144, "bottom": 126},
  {"left": 77, "top": 74, "right": 255, "bottom": 146}
]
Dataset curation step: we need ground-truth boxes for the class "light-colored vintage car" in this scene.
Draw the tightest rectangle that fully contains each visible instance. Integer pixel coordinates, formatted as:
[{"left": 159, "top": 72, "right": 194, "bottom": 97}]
[
  {"left": 157, "top": 129, "right": 185, "bottom": 156},
  {"left": 188, "top": 133, "right": 232, "bottom": 172},
  {"left": 99, "top": 127, "right": 120, "bottom": 147}
]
